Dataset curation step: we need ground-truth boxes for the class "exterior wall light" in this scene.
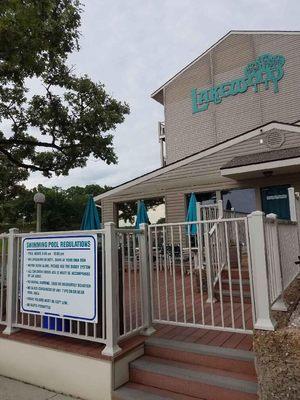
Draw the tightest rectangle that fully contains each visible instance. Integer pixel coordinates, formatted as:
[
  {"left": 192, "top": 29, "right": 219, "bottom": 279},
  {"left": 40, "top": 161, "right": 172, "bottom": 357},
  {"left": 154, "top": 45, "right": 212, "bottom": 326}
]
[{"left": 33, "top": 192, "right": 46, "bottom": 232}]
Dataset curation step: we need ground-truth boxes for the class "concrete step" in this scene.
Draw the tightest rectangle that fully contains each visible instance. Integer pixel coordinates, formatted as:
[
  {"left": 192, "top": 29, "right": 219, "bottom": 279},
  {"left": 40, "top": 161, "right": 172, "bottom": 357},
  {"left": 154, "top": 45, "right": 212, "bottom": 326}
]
[
  {"left": 130, "top": 356, "right": 258, "bottom": 400},
  {"left": 113, "top": 382, "right": 203, "bottom": 399},
  {"left": 145, "top": 337, "right": 256, "bottom": 376}
]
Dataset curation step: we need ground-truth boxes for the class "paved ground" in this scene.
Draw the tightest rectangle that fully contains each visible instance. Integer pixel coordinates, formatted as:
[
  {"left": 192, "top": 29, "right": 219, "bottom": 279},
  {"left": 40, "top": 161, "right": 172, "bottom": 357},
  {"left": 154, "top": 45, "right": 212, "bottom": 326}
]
[{"left": 0, "top": 376, "right": 76, "bottom": 400}]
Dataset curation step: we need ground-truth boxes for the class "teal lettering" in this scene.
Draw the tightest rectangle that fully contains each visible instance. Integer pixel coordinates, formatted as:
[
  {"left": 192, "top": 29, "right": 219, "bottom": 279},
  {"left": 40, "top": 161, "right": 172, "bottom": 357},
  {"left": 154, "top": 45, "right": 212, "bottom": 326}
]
[
  {"left": 209, "top": 87, "right": 221, "bottom": 104},
  {"left": 219, "top": 82, "right": 232, "bottom": 98},
  {"left": 191, "top": 88, "right": 209, "bottom": 113},
  {"left": 191, "top": 53, "right": 285, "bottom": 113}
]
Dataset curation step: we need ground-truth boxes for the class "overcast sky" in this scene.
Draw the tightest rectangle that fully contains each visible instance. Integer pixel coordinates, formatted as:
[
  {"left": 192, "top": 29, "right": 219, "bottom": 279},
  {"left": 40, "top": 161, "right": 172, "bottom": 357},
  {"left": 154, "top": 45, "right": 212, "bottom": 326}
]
[{"left": 27, "top": 0, "right": 300, "bottom": 189}]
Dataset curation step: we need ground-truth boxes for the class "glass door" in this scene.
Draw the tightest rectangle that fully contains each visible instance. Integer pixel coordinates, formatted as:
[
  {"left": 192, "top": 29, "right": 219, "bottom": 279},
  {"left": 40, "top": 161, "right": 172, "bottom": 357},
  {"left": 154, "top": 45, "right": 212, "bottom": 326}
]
[{"left": 261, "top": 185, "right": 290, "bottom": 220}]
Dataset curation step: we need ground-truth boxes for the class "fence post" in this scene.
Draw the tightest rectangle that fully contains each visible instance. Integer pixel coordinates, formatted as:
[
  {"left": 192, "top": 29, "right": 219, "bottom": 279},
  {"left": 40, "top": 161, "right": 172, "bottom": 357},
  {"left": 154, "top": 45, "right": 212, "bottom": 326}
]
[
  {"left": 247, "top": 211, "right": 276, "bottom": 330},
  {"left": 196, "top": 202, "right": 201, "bottom": 222},
  {"left": 288, "top": 187, "right": 297, "bottom": 222},
  {"left": 204, "top": 225, "right": 216, "bottom": 304},
  {"left": 139, "top": 223, "right": 155, "bottom": 336},
  {"left": 102, "top": 222, "right": 121, "bottom": 357},
  {"left": 217, "top": 199, "right": 223, "bottom": 219},
  {"left": 3, "top": 228, "right": 19, "bottom": 335},
  {"left": 266, "top": 214, "right": 288, "bottom": 312}
]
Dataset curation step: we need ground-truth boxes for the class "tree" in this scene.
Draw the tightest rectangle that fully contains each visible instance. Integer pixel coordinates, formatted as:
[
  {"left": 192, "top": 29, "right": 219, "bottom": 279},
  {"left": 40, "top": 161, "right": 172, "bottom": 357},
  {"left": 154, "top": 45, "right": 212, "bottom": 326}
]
[
  {"left": 0, "top": 184, "right": 111, "bottom": 232},
  {"left": 118, "top": 198, "right": 164, "bottom": 225},
  {"left": 0, "top": 155, "right": 29, "bottom": 223},
  {"left": 0, "top": 156, "right": 28, "bottom": 201},
  {"left": 0, "top": 0, "right": 129, "bottom": 178}
]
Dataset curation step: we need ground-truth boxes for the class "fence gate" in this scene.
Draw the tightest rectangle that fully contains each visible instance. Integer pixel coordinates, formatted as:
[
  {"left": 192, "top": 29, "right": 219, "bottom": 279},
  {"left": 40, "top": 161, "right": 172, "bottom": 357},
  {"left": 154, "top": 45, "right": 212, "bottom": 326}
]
[
  {"left": 196, "top": 200, "right": 223, "bottom": 221},
  {"left": 148, "top": 218, "right": 254, "bottom": 333}
]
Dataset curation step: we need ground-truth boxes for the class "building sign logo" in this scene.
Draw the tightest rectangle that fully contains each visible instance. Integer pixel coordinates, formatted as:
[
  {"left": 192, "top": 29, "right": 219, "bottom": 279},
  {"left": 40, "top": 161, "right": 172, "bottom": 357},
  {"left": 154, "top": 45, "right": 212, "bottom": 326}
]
[{"left": 191, "top": 53, "right": 285, "bottom": 113}]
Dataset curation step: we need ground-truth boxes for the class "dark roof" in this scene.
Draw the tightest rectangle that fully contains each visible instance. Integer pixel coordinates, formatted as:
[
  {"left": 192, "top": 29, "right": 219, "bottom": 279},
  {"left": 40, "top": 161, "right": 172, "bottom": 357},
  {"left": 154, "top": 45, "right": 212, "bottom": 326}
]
[{"left": 221, "top": 146, "right": 300, "bottom": 170}]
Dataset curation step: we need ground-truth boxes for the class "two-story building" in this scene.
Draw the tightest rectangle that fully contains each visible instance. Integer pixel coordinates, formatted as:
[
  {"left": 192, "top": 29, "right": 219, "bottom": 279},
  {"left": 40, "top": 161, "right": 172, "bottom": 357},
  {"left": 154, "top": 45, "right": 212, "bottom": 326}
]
[{"left": 95, "top": 31, "right": 300, "bottom": 223}]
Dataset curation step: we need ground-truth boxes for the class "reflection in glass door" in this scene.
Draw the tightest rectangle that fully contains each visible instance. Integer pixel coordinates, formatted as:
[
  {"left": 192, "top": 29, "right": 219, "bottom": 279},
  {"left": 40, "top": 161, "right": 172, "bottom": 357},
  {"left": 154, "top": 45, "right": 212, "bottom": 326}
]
[{"left": 261, "top": 185, "right": 290, "bottom": 220}]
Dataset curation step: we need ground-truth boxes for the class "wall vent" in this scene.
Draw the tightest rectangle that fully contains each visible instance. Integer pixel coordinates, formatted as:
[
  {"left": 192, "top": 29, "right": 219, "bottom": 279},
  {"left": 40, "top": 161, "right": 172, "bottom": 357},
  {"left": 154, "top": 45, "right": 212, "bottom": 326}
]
[{"left": 265, "top": 130, "right": 285, "bottom": 149}]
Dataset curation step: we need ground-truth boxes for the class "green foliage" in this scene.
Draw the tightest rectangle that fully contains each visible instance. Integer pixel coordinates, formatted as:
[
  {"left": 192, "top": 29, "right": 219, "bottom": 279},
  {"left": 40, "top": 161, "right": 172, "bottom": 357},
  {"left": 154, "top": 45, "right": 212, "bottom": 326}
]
[
  {"left": 0, "top": 0, "right": 129, "bottom": 178},
  {"left": 0, "top": 155, "right": 28, "bottom": 203},
  {"left": 118, "top": 198, "right": 164, "bottom": 225},
  {"left": 0, "top": 183, "right": 111, "bottom": 232}
]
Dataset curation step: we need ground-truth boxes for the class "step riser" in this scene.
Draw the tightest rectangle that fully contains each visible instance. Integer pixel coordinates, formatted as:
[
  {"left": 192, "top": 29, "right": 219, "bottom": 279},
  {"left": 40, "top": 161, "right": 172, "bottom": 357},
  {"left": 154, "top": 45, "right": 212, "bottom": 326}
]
[
  {"left": 130, "top": 368, "right": 257, "bottom": 400},
  {"left": 222, "top": 271, "right": 249, "bottom": 279},
  {"left": 113, "top": 383, "right": 202, "bottom": 400},
  {"left": 145, "top": 346, "right": 256, "bottom": 376},
  {"left": 219, "top": 283, "right": 250, "bottom": 291},
  {"left": 215, "top": 295, "right": 252, "bottom": 304}
]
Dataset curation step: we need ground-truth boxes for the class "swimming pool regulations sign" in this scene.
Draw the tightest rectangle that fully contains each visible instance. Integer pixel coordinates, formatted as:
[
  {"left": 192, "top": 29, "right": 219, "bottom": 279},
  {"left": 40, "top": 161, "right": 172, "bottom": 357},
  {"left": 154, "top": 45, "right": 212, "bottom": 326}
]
[
  {"left": 192, "top": 53, "right": 286, "bottom": 113},
  {"left": 21, "top": 235, "right": 97, "bottom": 322}
]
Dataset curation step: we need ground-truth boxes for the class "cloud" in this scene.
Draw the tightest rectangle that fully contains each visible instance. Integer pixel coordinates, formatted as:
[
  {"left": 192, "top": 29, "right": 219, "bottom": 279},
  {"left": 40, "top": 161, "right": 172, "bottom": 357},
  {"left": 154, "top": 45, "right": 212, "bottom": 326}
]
[{"left": 26, "top": 0, "right": 300, "bottom": 189}]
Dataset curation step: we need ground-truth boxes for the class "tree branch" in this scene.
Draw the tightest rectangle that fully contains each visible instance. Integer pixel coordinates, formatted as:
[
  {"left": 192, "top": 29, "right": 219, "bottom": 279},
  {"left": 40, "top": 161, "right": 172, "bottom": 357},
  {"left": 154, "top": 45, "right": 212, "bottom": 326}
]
[
  {"left": 0, "top": 138, "right": 65, "bottom": 153},
  {"left": 0, "top": 147, "right": 50, "bottom": 173}
]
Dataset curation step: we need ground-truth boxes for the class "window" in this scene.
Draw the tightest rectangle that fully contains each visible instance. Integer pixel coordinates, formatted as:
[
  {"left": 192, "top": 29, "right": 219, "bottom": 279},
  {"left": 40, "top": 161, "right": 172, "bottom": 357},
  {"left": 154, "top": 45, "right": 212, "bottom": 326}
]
[
  {"left": 186, "top": 191, "right": 217, "bottom": 207},
  {"left": 261, "top": 185, "right": 290, "bottom": 220},
  {"left": 221, "top": 188, "right": 256, "bottom": 214},
  {"left": 117, "top": 197, "right": 165, "bottom": 227}
]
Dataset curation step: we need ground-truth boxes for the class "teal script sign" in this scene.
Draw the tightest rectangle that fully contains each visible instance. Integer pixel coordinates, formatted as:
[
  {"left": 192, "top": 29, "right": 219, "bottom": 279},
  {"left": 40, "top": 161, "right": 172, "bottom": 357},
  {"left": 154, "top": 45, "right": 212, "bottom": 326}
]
[{"left": 191, "top": 53, "right": 285, "bottom": 113}]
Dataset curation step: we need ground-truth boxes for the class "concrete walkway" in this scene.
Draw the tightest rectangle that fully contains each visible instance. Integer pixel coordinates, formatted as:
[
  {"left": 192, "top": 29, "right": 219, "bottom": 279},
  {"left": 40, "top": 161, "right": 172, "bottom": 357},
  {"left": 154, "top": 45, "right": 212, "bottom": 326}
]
[{"left": 0, "top": 376, "right": 76, "bottom": 400}]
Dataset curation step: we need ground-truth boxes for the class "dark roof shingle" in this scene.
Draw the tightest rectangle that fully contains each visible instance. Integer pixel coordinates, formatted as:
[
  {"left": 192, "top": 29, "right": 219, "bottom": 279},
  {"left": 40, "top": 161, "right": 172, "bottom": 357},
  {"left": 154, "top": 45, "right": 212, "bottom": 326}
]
[{"left": 221, "top": 147, "right": 300, "bottom": 169}]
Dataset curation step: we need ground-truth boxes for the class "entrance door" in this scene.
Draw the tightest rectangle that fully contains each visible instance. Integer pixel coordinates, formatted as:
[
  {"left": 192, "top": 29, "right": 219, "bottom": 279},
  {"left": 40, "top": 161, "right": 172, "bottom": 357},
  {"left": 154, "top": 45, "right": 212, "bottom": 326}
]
[{"left": 261, "top": 185, "right": 290, "bottom": 220}]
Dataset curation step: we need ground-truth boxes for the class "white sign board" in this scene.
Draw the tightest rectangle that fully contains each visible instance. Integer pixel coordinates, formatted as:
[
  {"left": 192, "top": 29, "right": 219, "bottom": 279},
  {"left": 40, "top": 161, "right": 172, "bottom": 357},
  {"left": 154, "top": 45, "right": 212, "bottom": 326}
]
[{"left": 21, "top": 235, "right": 97, "bottom": 322}]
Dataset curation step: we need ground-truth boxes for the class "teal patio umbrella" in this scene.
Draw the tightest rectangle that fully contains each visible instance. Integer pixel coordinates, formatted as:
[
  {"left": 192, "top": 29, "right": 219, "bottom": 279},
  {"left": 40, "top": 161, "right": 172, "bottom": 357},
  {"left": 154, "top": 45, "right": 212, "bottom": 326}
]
[
  {"left": 80, "top": 195, "right": 104, "bottom": 334},
  {"left": 135, "top": 200, "right": 150, "bottom": 229},
  {"left": 186, "top": 192, "right": 197, "bottom": 235},
  {"left": 80, "top": 195, "right": 101, "bottom": 230}
]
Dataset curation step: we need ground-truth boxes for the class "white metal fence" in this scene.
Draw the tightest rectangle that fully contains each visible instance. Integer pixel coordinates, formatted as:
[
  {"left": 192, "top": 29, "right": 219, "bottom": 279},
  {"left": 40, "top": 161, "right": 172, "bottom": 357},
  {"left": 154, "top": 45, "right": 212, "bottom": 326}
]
[
  {"left": 264, "top": 216, "right": 283, "bottom": 306},
  {"left": 116, "top": 229, "right": 147, "bottom": 340},
  {"left": 264, "top": 214, "right": 300, "bottom": 306},
  {"left": 197, "top": 201, "right": 222, "bottom": 221},
  {"left": 278, "top": 220, "right": 299, "bottom": 289},
  {"left": 0, "top": 225, "right": 151, "bottom": 357},
  {"left": 12, "top": 229, "right": 107, "bottom": 344},
  {"left": 1, "top": 210, "right": 299, "bottom": 354},
  {"left": 148, "top": 218, "right": 254, "bottom": 333},
  {"left": 0, "top": 233, "right": 8, "bottom": 325}
]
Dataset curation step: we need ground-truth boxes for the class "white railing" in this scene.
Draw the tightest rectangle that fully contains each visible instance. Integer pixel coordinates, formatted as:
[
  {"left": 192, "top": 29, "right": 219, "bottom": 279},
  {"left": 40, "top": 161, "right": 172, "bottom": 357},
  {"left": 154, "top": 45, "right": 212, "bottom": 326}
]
[
  {"left": 116, "top": 228, "right": 147, "bottom": 340},
  {"left": 0, "top": 233, "right": 8, "bottom": 325},
  {"left": 148, "top": 218, "right": 254, "bottom": 333},
  {"left": 0, "top": 224, "right": 152, "bottom": 357},
  {"left": 264, "top": 215, "right": 283, "bottom": 306},
  {"left": 264, "top": 214, "right": 300, "bottom": 309},
  {"left": 1, "top": 210, "right": 299, "bottom": 353},
  {"left": 278, "top": 220, "right": 299, "bottom": 289},
  {"left": 197, "top": 200, "right": 223, "bottom": 221},
  {"left": 12, "top": 229, "right": 107, "bottom": 345},
  {"left": 207, "top": 221, "right": 232, "bottom": 293}
]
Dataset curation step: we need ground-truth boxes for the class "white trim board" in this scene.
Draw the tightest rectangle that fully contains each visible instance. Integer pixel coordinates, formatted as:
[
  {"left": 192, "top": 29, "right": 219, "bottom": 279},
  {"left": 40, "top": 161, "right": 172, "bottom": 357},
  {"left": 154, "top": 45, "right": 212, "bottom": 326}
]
[
  {"left": 94, "top": 122, "right": 300, "bottom": 202},
  {"left": 221, "top": 156, "right": 300, "bottom": 177},
  {"left": 151, "top": 30, "right": 300, "bottom": 102}
]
